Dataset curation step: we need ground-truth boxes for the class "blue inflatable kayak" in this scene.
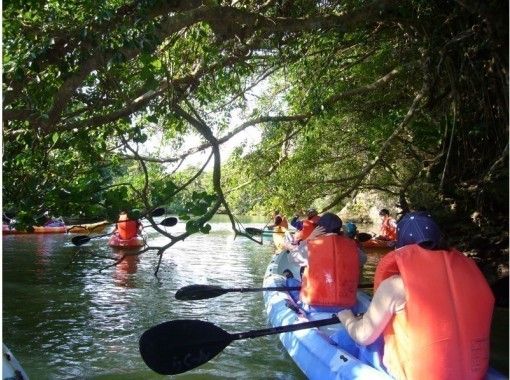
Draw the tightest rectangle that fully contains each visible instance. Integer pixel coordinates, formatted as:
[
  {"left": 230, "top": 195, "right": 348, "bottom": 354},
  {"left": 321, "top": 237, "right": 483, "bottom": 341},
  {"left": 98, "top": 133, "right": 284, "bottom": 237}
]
[
  {"left": 3, "top": 344, "right": 29, "bottom": 380},
  {"left": 262, "top": 250, "right": 508, "bottom": 380}
]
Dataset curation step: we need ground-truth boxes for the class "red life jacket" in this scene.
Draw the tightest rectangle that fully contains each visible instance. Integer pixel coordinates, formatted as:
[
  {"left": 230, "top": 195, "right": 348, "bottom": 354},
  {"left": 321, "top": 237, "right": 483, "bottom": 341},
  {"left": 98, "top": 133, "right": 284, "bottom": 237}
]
[
  {"left": 300, "top": 234, "right": 359, "bottom": 308},
  {"left": 380, "top": 216, "right": 397, "bottom": 241},
  {"left": 294, "top": 215, "right": 320, "bottom": 241},
  {"left": 375, "top": 245, "right": 494, "bottom": 380},
  {"left": 117, "top": 214, "right": 138, "bottom": 240}
]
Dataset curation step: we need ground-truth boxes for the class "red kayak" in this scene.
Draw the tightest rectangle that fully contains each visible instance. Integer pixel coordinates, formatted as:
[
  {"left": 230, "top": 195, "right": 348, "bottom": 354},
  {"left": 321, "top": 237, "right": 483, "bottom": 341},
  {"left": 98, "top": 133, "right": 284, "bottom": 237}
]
[
  {"left": 108, "top": 233, "right": 145, "bottom": 248},
  {"left": 361, "top": 238, "right": 395, "bottom": 253}
]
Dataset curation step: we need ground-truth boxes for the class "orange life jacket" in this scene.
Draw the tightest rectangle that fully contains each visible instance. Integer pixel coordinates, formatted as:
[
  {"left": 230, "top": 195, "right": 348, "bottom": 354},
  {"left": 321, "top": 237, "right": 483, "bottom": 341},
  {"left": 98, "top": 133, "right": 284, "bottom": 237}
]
[
  {"left": 294, "top": 216, "right": 320, "bottom": 241},
  {"left": 117, "top": 214, "right": 138, "bottom": 240},
  {"left": 374, "top": 245, "right": 494, "bottom": 380},
  {"left": 300, "top": 234, "right": 359, "bottom": 308},
  {"left": 380, "top": 216, "right": 397, "bottom": 241}
]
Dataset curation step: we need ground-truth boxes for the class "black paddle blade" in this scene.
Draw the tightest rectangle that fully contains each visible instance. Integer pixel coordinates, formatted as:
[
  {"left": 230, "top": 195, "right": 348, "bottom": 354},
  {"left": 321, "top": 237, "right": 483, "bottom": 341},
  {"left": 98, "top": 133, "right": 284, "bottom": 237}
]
[
  {"left": 139, "top": 319, "right": 232, "bottom": 375},
  {"left": 71, "top": 235, "right": 91, "bottom": 246},
  {"left": 245, "top": 227, "right": 262, "bottom": 235},
  {"left": 175, "top": 285, "right": 228, "bottom": 300},
  {"left": 160, "top": 217, "right": 178, "bottom": 227},
  {"left": 150, "top": 207, "right": 165, "bottom": 217}
]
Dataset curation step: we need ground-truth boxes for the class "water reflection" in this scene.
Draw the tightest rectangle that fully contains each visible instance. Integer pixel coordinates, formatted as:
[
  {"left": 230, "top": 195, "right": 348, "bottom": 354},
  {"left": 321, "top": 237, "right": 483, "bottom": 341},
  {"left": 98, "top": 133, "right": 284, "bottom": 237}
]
[
  {"left": 2, "top": 220, "right": 380, "bottom": 380},
  {"left": 112, "top": 250, "right": 140, "bottom": 288}
]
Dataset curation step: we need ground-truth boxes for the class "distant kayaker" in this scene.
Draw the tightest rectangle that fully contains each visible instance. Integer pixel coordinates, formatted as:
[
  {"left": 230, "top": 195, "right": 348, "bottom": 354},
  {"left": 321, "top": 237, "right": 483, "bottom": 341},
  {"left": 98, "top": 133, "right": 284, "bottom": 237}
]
[
  {"left": 42, "top": 211, "right": 65, "bottom": 227},
  {"left": 267, "top": 210, "right": 289, "bottom": 230},
  {"left": 376, "top": 208, "right": 397, "bottom": 241},
  {"left": 269, "top": 214, "right": 289, "bottom": 252},
  {"left": 337, "top": 211, "right": 494, "bottom": 380},
  {"left": 290, "top": 208, "right": 320, "bottom": 242},
  {"left": 116, "top": 211, "right": 142, "bottom": 240}
]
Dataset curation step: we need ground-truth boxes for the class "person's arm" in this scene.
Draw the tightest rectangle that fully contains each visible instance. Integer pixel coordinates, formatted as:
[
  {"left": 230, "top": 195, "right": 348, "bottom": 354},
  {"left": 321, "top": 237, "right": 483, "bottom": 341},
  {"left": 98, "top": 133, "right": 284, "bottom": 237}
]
[{"left": 337, "top": 275, "right": 406, "bottom": 345}]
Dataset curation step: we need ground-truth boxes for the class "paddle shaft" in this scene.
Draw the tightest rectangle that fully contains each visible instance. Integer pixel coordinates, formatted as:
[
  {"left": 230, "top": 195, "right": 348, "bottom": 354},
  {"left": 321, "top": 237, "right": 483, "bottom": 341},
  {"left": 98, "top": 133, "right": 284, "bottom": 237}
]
[
  {"left": 233, "top": 316, "right": 339, "bottom": 340},
  {"left": 227, "top": 286, "right": 301, "bottom": 293},
  {"left": 175, "top": 283, "right": 373, "bottom": 300}
]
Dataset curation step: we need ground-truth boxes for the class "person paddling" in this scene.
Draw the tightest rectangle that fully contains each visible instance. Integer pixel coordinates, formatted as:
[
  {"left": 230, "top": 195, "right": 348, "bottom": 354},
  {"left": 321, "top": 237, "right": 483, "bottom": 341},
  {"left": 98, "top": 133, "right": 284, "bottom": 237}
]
[
  {"left": 337, "top": 211, "right": 494, "bottom": 380},
  {"left": 290, "top": 208, "right": 320, "bottom": 242},
  {"left": 376, "top": 208, "right": 397, "bottom": 241},
  {"left": 115, "top": 211, "right": 142, "bottom": 240}
]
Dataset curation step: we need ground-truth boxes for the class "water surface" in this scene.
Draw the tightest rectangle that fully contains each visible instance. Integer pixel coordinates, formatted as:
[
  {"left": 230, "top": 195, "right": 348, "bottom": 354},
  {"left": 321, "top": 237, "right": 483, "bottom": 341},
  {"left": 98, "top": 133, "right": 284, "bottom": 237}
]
[{"left": 3, "top": 217, "right": 381, "bottom": 379}]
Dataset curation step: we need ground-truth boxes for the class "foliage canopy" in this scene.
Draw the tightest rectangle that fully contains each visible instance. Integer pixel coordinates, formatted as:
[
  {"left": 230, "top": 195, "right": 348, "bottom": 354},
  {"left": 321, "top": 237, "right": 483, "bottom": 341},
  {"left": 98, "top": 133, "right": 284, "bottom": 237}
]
[{"left": 3, "top": 0, "right": 508, "bottom": 269}]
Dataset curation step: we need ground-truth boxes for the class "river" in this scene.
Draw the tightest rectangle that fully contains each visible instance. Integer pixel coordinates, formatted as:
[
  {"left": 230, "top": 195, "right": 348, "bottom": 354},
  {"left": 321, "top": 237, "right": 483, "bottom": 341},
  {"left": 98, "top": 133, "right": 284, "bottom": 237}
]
[
  {"left": 4, "top": 217, "right": 508, "bottom": 379},
  {"left": 2, "top": 218, "right": 362, "bottom": 380},
  {"left": 2, "top": 217, "right": 402, "bottom": 379}
]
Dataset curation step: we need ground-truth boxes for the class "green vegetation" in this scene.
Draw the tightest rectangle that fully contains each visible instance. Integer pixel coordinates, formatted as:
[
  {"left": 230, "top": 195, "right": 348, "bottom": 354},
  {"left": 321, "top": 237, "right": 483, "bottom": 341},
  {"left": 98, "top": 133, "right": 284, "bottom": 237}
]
[{"left": 3, "top": 1, "right": 508, "bottom": 274}]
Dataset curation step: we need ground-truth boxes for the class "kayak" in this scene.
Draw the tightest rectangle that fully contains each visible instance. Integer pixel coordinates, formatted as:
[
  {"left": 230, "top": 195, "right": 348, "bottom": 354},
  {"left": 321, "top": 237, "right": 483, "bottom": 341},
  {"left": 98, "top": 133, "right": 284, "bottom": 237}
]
[
  {"left": 108, "top": 233, "right": 144, "bottom": 248},
  {"left": 262, "top": 250, "right": 507, "bottom": 380},
  {"left": 2, "top": 224, "right": 67, "bottom": 234},
  {"left": 361, "top": 238, "right": 395, "bottom": 253},
  {"left": 32, "top": 225, "right": 67, "bottom": 234},
  {"left": 263, "top": 250, "right": 392, "bottom": 380},
  {"left": 66, "top": 221, "right": 109, "bottom": 234},
  {"left": 3, "top": 343, "right": 29, "bottom": 380}
]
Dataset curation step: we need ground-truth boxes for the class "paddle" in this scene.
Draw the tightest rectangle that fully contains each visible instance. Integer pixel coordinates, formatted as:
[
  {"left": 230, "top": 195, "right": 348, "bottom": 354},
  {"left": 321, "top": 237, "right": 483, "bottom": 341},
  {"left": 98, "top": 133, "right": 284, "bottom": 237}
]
[
  {"left": 71, "top": 231, "right": 115, "bottom": 246},
  {"left": 139, "top": 316, "right": 341, "bottom": 375},
  {"left": 175, "top": 283, "right": 373, "bottom": 300},
  {"left": 245, "top": 227, "right": 294, "bottom": 236},
  {"left": 159, "top": 217, "right": 178, "bottom": 227},
  {"left": 245, "top": 227, "right": 263, "bottom": 235},
  {"left": 71, "top": 215, "right": 178, "bottom": 246}
]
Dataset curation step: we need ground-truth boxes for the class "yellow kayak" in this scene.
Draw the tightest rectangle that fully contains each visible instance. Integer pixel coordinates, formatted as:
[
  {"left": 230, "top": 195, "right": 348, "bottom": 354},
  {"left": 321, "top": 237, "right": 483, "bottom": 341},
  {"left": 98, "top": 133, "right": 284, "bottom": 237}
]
[{"left": 67, "top": 221, "right": 110, "bottom": 234}]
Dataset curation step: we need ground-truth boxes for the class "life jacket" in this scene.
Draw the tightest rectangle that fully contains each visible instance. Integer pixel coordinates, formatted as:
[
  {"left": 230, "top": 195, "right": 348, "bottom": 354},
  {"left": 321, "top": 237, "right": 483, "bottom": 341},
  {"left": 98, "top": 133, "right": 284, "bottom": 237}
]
[
  {"left": 380, "top": 216, "right": 397, "bottom": 241},
  {"left": 300, "top": 234, "right": 359, "bottom": 308},
  {"left": 117, "top": 214, "right": 138, "bottom": 240},
  {"left": 294, "top": 216, "right": 320, "bottom": 241},
  {"left": 374, "top": 244, "right": 494, "bottom": 380}
]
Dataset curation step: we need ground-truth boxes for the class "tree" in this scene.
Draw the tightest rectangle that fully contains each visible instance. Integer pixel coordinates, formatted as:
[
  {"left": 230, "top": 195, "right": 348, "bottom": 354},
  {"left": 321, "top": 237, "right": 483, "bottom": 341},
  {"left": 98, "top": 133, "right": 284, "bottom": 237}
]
[{"left": 3, "top": 0, "right": 508, "bottom": 273}]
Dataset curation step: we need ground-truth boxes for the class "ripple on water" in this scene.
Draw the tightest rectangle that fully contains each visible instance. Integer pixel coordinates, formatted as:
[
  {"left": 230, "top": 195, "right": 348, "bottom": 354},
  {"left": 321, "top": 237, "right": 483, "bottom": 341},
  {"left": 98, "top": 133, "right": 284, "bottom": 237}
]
[{"left": 3, "top": 222, "right": 340, "bottom": 379}]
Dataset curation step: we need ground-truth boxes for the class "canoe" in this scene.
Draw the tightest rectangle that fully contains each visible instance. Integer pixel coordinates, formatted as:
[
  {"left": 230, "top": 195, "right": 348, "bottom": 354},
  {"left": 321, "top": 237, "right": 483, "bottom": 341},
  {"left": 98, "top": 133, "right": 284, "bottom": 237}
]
[
  {"left": 108, "top": 233, "right": 144, "bottom": 248},
  {"left": 262, "top": 251, "right": 507, "bottom": 380},
  {"left": 3, "top": 343, "right": 29, "bottom": 380},
  {"left": 66, "top": 221, "right": 110, "bottom": 234}
]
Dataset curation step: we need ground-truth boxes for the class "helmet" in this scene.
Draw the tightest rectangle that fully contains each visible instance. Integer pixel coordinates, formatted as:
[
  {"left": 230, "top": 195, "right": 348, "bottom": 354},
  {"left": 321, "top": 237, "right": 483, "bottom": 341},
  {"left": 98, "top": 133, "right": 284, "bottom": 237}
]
[
  {"left": 396, "top": 211, "right": 442, "bottom": 249},
  {"left": 343, "top": 222, "right": 357, "bottom": 238}
]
